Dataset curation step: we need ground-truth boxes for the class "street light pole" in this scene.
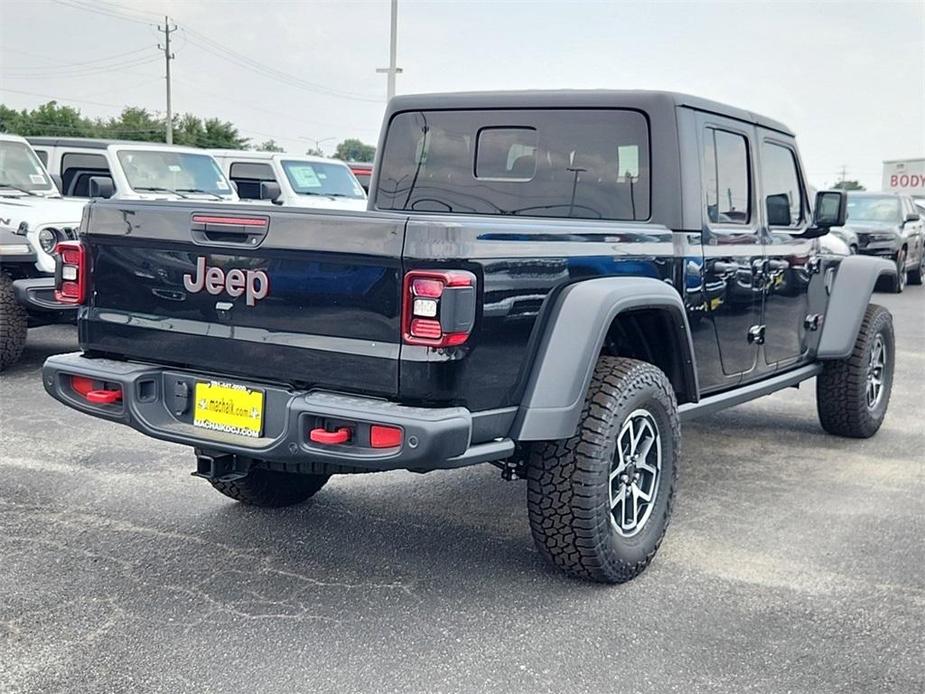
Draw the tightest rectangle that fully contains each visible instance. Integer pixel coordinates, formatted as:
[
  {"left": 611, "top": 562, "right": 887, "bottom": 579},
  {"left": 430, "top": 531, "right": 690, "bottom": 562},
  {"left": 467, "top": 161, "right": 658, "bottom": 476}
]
[{"left": 376, "top": 0, "right": 402, "bottom": 101}]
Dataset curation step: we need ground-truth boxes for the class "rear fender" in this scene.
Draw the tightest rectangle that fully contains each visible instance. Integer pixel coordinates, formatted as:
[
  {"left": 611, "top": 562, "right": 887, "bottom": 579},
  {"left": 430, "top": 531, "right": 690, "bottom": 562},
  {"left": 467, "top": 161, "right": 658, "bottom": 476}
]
[{"left": 510, "top": 277, "right": 697, "bottom": 441}]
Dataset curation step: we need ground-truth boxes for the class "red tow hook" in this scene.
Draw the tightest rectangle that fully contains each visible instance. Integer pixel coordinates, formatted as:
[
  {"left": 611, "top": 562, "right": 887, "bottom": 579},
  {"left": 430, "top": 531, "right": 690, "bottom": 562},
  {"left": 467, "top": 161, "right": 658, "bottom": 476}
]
[
  {"left": 86, "top": 389, "right": 122, "bottom": 404},
  {"left": 309, "top": 427, "right": 351, "bottom": 445},
  {"left": 70, "top": 376, "right": 122, "bottom": 404}
]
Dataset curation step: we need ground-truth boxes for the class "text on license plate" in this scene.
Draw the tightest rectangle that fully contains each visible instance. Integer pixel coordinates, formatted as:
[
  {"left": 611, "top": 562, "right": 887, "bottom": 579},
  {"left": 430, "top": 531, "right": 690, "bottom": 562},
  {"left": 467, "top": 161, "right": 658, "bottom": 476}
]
[{"left": 193, "top": 381, "right": 264, "bottom": 438}]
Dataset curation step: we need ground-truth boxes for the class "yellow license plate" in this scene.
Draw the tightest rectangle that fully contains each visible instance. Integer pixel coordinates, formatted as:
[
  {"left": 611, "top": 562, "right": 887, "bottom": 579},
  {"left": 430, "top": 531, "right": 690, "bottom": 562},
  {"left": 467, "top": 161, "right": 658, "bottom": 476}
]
[{"left": 193, "top": 381, "right": 264, "bottom": 438}]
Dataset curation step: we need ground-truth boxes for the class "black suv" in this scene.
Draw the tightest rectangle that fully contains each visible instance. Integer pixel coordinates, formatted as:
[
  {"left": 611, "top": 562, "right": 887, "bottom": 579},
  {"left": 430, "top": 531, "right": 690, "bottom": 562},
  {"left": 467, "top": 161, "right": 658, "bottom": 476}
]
[{"left": 43, "top": 91, "right": 897, "bottom": 583}]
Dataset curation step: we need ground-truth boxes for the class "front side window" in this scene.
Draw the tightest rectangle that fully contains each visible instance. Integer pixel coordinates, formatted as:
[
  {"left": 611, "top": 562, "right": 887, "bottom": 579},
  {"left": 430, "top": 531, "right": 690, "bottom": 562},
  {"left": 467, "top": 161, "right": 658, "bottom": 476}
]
[
  {"left": 0, "top": 140, "right": 55, "bottom": 192},
  {"left": 703, "top": 129, "right": 750, "bottom": 224},
  {"left": 281, "top": 160, "right": 366, "bottom": 199},
  {"left": 761, "top": 142, "right": 804, "bottom": 227},
  {"left": 117, "top": 150, "right": 232, "bottom": 196},
  {"left": 376, "top": 109, "right": 650, "bottom": 221},
  {"left": 846, "top": 195, "right": 902, "bottom": 223}
]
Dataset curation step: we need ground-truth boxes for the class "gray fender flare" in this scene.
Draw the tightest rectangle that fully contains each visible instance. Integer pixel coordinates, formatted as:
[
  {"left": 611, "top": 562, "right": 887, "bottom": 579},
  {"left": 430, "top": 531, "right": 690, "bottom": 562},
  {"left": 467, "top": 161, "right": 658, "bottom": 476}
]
[
  {"left": 510, "top": 277, "right": 698, "bottom": 441},
  {"left": 816, "top": 254, "right": 896, "bottom": 360}
]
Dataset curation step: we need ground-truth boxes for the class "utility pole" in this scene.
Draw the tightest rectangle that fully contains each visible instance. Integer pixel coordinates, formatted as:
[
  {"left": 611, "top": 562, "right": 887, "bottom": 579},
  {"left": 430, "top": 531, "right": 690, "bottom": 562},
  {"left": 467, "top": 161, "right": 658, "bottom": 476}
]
[
  {"left": 838, "top": 164, "right": 848, "bottom": 185},
  {"left": 376, "top": 0, "right": 402, "bottom": 101},
  {"left": 158, "top": 17, "right": 177, "bottom": 144}
]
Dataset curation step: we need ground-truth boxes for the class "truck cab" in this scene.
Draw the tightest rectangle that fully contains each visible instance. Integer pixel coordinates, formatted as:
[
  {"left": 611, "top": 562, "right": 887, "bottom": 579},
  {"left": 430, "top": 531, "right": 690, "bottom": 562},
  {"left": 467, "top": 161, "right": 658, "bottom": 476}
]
[
  {"left": 210, "top": 150, "right": 367, "bottom": 211},
  {"left": 28, "top": 138, "right": 238, "bottom": 203}
]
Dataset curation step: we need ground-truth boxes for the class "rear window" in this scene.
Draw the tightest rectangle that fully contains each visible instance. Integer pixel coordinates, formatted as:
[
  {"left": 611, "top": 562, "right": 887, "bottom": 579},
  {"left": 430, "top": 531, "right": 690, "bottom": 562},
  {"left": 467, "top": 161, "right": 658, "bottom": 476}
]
[{"left": 376, "top": 109, "right": 650, "bottom": 221}]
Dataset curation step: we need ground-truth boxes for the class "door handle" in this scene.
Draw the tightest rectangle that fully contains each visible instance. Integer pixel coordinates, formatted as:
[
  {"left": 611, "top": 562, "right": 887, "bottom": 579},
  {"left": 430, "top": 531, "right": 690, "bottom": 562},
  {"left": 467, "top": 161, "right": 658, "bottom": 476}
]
[
  {"left": 710, "top": 260, "right": 746, "bottom": 277},
  {"left": 767, "top": 259, "right": 790, "bottom": 271}
]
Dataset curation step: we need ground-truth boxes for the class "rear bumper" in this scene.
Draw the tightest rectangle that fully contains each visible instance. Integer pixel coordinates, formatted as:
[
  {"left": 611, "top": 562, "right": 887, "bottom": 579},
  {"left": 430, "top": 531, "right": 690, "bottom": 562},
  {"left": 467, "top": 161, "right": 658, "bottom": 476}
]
[
  {"left": 42, "top": 352, "right": 513, "bottom": 472},
  {"left": 13, "top": 277, "right": 78, "bottom": 321}
]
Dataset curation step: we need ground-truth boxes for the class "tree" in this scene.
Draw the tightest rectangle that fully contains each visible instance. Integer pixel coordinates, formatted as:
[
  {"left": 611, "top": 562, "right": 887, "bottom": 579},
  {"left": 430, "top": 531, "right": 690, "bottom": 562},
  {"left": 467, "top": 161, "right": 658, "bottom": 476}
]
[
  {"left": 256, "top": 139, "right": 284, "bottom": 152},
  {"left": 833, "top": 179, "right": 865, "bottom": 191},
  {"left": 0, "top": 100, "right": 249, "bottom": 149},
  {"left": 100, "top": 107, "right": 162, "bottom": 141},
  {"left": 333, "top": 138, "right": 375, "bottom": 163},
  {"left": 0, "top": 101, "right": 90, "bottom": 137},
  {"left": 305, "top": 147, "right": 326, "bottom": 157}
]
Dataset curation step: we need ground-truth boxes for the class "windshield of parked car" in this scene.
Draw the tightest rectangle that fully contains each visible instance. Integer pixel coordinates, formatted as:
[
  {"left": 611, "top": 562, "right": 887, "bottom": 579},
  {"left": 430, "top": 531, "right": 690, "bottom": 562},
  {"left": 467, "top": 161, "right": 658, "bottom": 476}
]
[
  {"left": 846, "top": 195, "right": 901, "bottom": 223},
  {"left": 116, "top": 149, "right": 232, "bottom": 196},
  {"left": 0, "top": 140, "right": 55, "bottom": 192},
  {"left": 280, "top": 160, "right": 366, "bottom": 199},
  {"left": 376, "top": 108, "right": 650, "bottom": 221}
]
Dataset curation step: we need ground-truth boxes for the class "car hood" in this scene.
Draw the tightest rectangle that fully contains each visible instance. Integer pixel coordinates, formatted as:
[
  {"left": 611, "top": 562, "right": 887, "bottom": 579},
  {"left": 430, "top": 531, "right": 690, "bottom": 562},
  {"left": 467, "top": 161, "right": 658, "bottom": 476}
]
[{"left": 842, "top": 221, "right": 899, "bottom": 235}]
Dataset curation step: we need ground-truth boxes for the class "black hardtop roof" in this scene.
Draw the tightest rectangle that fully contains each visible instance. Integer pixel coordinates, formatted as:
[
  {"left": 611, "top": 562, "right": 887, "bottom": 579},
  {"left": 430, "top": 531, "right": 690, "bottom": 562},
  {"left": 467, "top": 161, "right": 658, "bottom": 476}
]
[
  {"left": 386, "top": 89, "right": 794, "bottom": 136},
  {"left": 26, "top": 136, "right": 139, "bottom": 149}
]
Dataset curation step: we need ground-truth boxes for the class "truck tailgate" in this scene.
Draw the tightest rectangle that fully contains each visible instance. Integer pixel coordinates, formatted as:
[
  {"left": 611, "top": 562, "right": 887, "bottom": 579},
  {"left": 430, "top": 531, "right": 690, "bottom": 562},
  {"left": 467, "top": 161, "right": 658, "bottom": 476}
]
[{"left": 81, "top": 202, "right": 405, "bottom": 397}]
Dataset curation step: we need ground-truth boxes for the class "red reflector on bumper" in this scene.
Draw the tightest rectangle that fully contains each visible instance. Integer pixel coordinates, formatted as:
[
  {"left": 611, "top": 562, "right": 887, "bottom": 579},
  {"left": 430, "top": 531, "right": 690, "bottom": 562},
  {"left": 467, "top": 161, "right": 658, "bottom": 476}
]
[{"left": 370, "top": 425, "right": 403, "bottom": 448}]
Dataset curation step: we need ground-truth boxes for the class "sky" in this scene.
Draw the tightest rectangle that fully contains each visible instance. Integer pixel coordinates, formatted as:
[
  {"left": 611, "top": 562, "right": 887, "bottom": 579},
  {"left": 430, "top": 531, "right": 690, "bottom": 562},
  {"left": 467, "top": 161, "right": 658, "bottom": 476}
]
[{"left": 1, "top": 0, "right": 923, "bottom": 190}]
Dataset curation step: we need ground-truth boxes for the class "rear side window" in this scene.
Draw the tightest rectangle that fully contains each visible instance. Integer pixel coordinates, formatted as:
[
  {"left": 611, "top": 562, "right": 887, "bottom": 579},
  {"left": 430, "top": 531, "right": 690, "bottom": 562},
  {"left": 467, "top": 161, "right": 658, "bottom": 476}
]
[
  {"left": 61, "top": 152, "right": 109, "bottom": 196},
  {"left": 376, "top": 109, "right": 650, "bottom": 221},
  {"left": 229, "top": 162, "right": 275, "bottom": 181},
  {"left": 34, "top": 149, "right": 48, "bottom": 166},
  {"left": 761, "top": 142, "right": 804, "bottom": 227},
  {"left": 703, "top": 129, "right": 750, "bottom": 225},
  {"left": 229, "top": 161, "right": 275, "bottom": 200}
]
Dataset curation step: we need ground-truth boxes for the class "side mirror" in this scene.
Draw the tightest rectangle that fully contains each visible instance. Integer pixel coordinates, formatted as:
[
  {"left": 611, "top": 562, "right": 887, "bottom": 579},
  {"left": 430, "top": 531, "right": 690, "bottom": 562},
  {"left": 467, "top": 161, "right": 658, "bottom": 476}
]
[
  {"left": 259, "top": 181, "right": 282, "bottom": 204},
  {"left": 904, "top": 212, "right": 921, "bottom": 224},
  {"left": 803, "top": 190, "right": 847, "bottom": 238},
  {"left": 88, "top": 176, "right": 115, "bottom": 199},
  {"left": 51, "top": 174, "right": 63, "bottom": 194}
]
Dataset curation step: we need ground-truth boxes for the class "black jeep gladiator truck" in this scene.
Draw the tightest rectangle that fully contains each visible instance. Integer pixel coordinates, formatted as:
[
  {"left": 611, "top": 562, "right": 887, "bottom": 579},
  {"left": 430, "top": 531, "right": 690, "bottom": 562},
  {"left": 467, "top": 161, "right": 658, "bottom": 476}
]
[{"left": 43, "top": 91, "right": 897, "bottom": 583}]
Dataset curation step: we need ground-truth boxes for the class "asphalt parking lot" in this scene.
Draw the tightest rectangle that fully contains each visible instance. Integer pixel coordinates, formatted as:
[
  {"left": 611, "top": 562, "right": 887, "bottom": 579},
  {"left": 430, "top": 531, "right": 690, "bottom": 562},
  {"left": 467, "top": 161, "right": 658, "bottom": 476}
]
[{"left": 1, "top": 290, "right": 923, "bottom": 694}]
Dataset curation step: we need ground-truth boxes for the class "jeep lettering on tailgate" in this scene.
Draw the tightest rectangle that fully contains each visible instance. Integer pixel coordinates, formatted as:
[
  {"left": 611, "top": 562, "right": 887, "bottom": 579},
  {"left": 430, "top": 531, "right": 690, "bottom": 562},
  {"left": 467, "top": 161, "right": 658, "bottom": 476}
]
[{"left": 183, "top": 256, "right": 269, "bottom": 306}]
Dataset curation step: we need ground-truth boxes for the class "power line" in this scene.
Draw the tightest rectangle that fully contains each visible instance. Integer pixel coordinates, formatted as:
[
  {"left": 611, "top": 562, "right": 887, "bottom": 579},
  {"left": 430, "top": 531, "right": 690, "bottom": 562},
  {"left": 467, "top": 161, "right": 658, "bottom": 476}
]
[
  {"left": 181, "top": 29, "right": 382, "bottom": 103},
  {"left": 50, "top": 0, "right": 156, "bottom": 26},
  {"left": 2, "top": 46, "right": 153, "bottom": 71},
  {"left": 3, "top": 55, "right": 162, "bottom": 79}
]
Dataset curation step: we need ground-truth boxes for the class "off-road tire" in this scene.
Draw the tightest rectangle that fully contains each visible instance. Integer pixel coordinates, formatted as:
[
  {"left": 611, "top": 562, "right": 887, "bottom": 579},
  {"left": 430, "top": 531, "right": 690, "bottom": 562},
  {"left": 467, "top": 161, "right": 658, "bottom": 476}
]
[
  {"left": 210, "top": 468, "right": 330, "bottom": 507},
  {"left": 816, "top": 304, "right": 894, "bottom": 438},
  {"left": 526, "top": 357, "right": 680, "bottom": 584},
  {"left": 892, "top": 250, "right": 907, "bottom": 293},
  {"left": 0, "top": 273, "right": 28, "bottom": 371},
  {"left": 908, "top": 250, "right": 924, "bottom": 285}
]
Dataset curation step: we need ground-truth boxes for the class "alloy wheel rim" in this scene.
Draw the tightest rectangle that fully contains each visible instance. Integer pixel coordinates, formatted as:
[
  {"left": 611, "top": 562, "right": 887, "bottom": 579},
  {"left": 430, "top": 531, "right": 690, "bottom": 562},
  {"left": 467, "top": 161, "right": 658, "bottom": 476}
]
[
  {"left": 898, "top": 253, "right": 906, "bottom": 290},
  {"left": 866, "top": 334, "right": 886, "bottom": 410},
  {"left": 608, "top": 409, "right": 662, "bottom": 537}
]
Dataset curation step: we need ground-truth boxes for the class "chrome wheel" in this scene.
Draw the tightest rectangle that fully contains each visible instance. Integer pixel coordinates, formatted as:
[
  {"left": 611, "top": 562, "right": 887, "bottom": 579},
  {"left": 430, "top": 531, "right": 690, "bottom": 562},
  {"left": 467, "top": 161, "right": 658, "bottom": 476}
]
[
  {"left": 866, "top": 334, "right": 886, "bottom": 410},
  {"left": 609, "top": 408, "right": 661, "bottom": 537}
]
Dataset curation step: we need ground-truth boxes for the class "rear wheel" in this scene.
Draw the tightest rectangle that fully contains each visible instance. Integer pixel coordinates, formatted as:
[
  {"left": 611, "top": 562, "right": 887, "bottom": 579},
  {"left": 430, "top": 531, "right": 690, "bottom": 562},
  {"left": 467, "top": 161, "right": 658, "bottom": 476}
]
[
  {"left": 526, "top": 357, "right": 680, "bottom": 584},
  {"left": 0, "top": 273, "right": 28, "bottom": 371},
  {"left": 816, "top": 304, "right": 894, "bottom": 438},
  {"left": 210, "top": 467, "right": 330, "bottom": 507}
]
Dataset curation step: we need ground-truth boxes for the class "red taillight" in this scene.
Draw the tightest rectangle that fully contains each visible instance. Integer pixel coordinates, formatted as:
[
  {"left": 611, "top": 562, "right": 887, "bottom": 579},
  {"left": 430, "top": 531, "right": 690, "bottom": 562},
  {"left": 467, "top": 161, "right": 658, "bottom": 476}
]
[
  {"left": 370, "top": 424, "right": 403, "bottom": 449},
  {"left": 54, "top": 241, "right": 87, "bottom": 304},
  {"left": 402, "top": 270, "right": 476, "bottom": 347}
]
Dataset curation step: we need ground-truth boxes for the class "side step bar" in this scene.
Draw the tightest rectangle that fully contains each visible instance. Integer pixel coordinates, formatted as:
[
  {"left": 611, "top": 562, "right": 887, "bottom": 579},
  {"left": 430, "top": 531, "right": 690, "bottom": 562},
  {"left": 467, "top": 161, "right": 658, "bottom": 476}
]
[{"left": 679, "top": 363, "right": 823, "bottom": 422}]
